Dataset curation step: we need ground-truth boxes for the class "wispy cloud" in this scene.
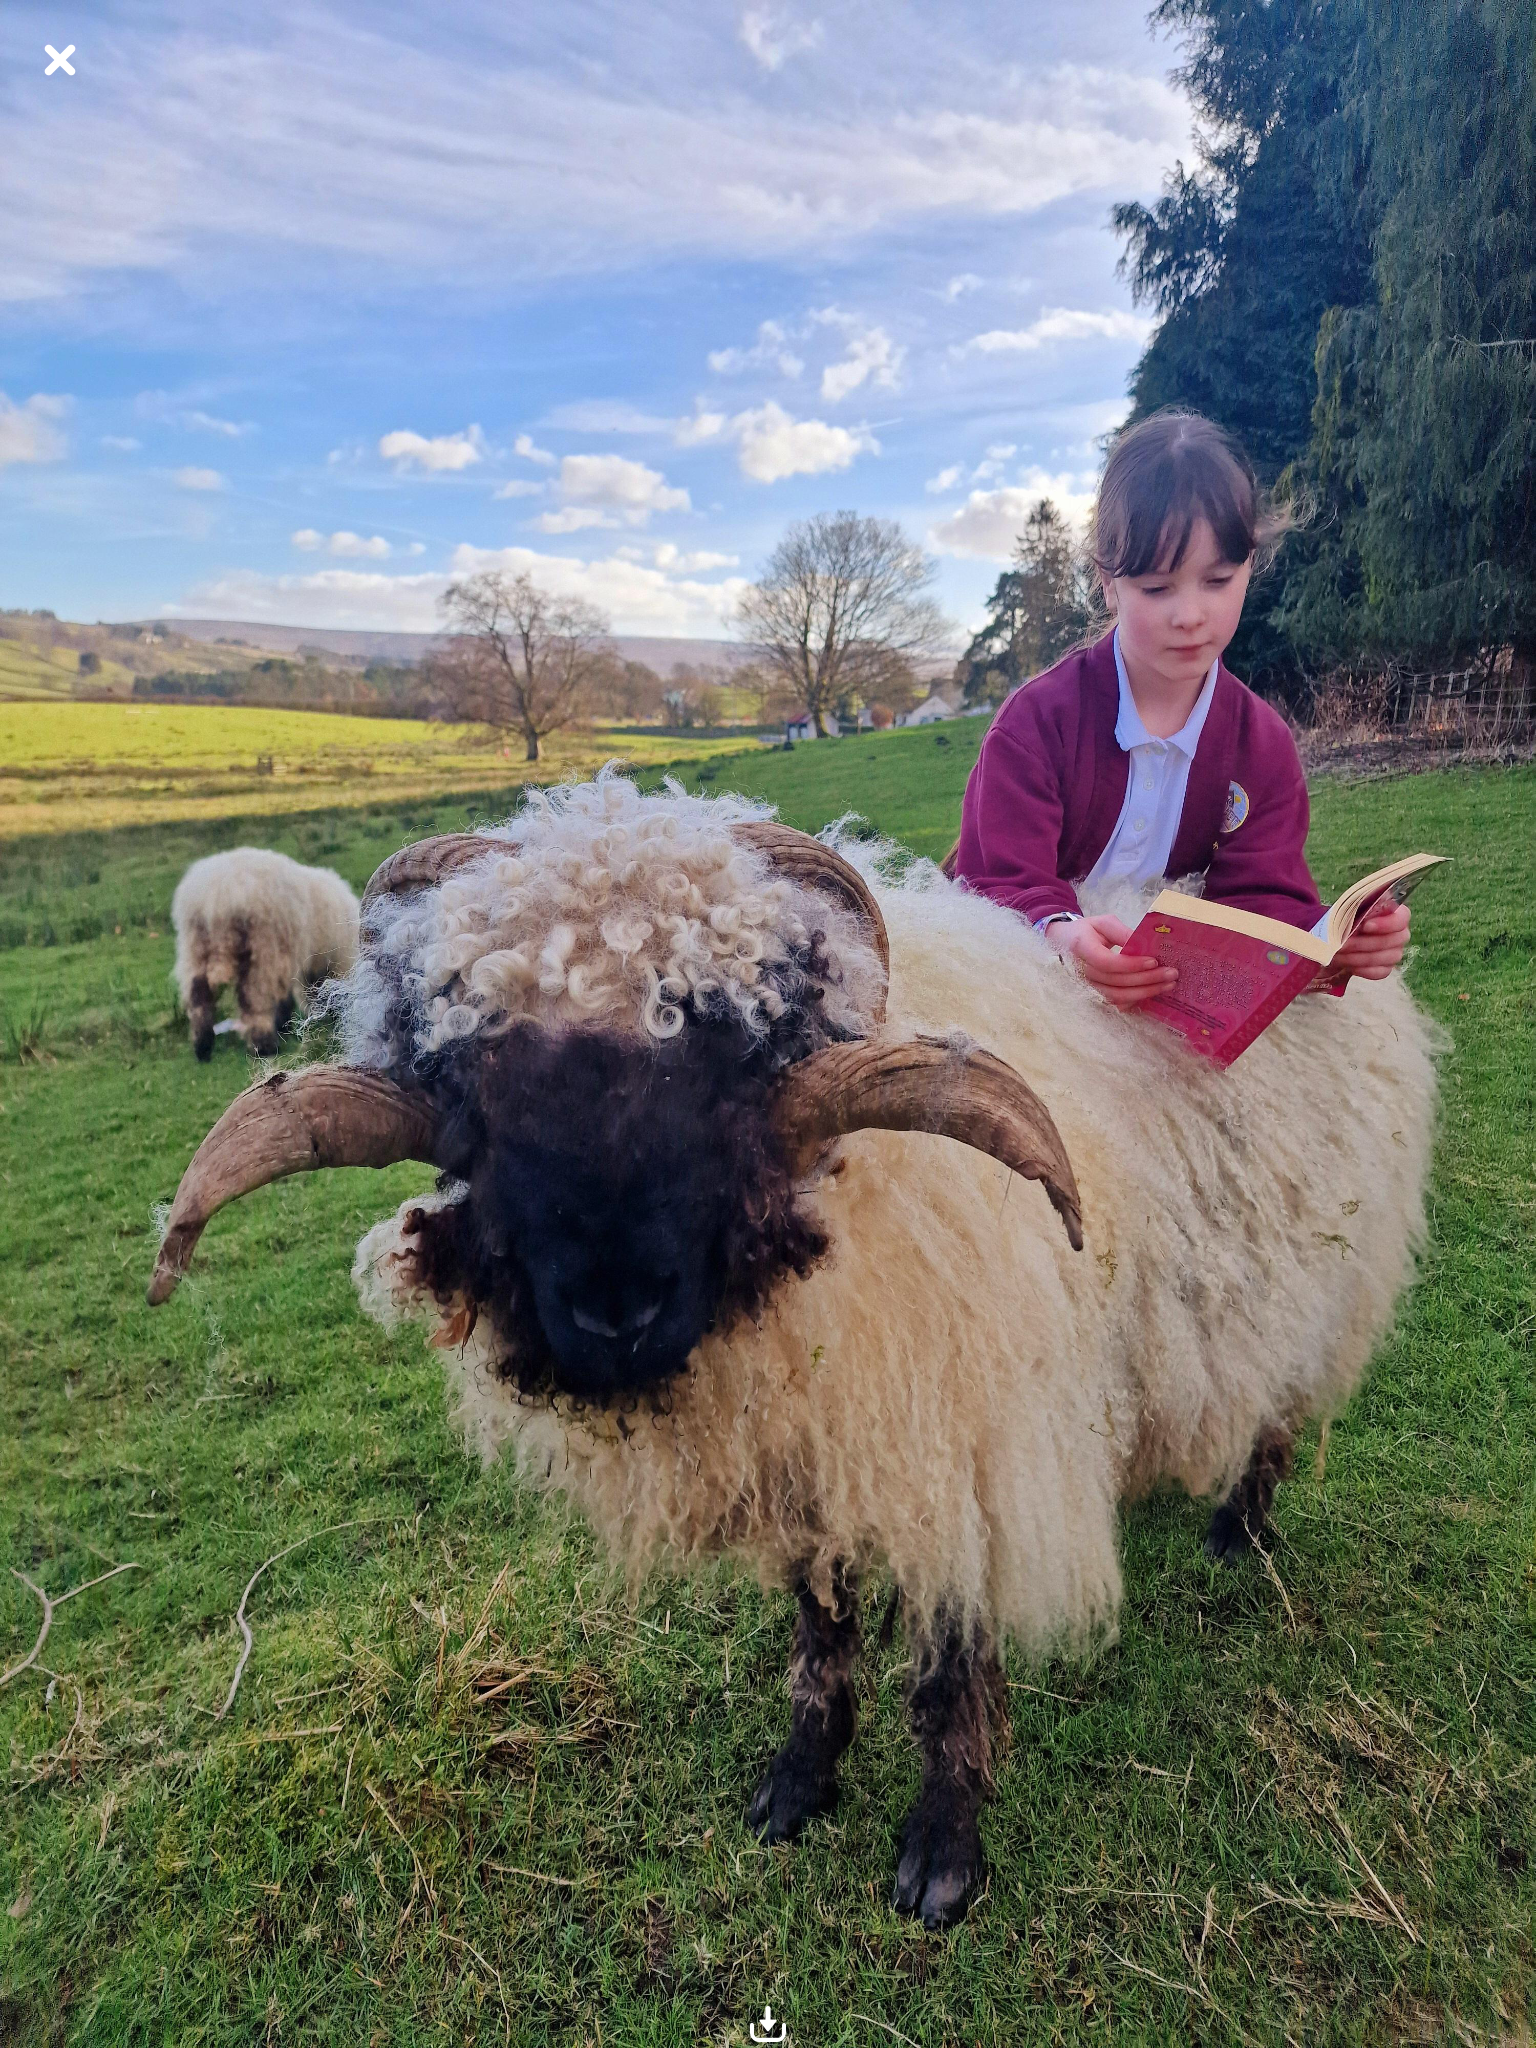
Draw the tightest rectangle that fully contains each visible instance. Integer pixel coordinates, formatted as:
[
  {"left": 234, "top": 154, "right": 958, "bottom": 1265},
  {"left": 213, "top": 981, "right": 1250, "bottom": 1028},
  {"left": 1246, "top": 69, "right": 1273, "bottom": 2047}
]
[
  {"left": 812, "top": 309, "right": 904, "bottom": 402},
  {"left": 514, "top": 432, "right": 557, "bottom": 466},
  {"left": 0, "top": 392, "right": 69, "bottom": 468},
  {"left": 962, "top": 307, "right": 1152, "bottom": 354},
  {"left": 173, "top": 466, "right": 225, "bottom": 491},
  {"left": 707, "top": 319, "right": 804, "bottom": 379},
  {"left": 101, "top": 435, "right": 141, "bottom": 452},
  {"left": 493, "top": 478, "right": 545, "bottom": 498},
  {"left": 924, "top": 464, "right": 963, "bottom": 494},
  {"left": 378, "top": 426, "right": 484, "bottom": 472},
  {"left": 739, "top": 8, "right": 823, "bottom": 72},
  {"left": 135, "top": 391, "right": 254, "bottom": 436},
  {"left": 0, "top": 21, "right": 1186, "bottom": 306},
  {"left": 292, "top": 528, "right": 392, "bottom": 558}
]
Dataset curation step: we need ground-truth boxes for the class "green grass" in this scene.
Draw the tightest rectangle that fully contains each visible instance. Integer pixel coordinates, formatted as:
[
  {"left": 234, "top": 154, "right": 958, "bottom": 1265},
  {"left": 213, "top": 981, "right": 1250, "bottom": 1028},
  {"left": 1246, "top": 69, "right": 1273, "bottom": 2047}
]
[
  {"left": 0, "top": 702, "right": 758, "bottom": 838},
  {"left": 1, "top": 753, "right": 1532, "bottom": 2045}
]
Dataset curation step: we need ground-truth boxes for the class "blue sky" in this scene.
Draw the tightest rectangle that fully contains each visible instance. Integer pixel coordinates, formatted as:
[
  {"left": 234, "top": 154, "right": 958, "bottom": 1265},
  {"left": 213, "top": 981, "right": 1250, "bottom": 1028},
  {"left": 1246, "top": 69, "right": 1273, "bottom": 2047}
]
[{"left": 0, "top": 0, "right": 1192, "bottom": 640}]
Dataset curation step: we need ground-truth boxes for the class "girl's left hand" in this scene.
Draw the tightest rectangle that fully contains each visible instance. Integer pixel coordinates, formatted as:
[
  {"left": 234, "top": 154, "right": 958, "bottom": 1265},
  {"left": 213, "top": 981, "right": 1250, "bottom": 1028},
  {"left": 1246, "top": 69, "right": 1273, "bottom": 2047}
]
[{"left": 1330, "top": 901, "right": 1411, "bottom": 980}]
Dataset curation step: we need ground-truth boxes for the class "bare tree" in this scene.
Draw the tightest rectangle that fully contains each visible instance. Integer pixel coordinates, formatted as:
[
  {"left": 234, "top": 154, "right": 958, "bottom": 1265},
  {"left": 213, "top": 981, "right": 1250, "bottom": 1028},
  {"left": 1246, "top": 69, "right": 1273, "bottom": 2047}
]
[
  {"left": 735, "top": 512, "right": 952, "bottom": 734},
  {"left": 433, "top": 570, "right": 611, "bottom": 760}
]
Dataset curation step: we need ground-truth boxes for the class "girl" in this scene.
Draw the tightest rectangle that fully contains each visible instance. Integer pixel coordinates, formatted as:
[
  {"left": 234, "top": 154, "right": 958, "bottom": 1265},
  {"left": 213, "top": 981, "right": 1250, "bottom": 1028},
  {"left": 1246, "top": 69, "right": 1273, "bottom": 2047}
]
[{"left": 952, "top": 411, "right": 1410, "bottom": 1008}]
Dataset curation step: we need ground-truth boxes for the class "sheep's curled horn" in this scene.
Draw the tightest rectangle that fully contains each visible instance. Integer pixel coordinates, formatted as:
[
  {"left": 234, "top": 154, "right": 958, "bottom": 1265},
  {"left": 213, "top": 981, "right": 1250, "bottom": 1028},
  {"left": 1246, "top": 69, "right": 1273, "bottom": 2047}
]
[{"left": 147, "top": 825, "right": 1082, "bottom": 1305}]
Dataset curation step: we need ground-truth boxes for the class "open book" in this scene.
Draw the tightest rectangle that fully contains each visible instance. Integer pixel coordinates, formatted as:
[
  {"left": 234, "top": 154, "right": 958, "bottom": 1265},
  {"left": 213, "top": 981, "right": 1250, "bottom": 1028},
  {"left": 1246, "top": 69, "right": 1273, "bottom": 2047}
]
[{"left": 1123, "top": 853, "right": 1448, "bottom": 1068}]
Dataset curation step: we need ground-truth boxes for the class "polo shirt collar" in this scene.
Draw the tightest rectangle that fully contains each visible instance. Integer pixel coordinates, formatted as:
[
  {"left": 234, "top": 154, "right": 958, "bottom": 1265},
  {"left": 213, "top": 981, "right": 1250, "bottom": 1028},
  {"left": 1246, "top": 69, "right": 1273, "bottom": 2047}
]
[{"left": 1111, "top": 626, "right": 1218, "bottom": 757}]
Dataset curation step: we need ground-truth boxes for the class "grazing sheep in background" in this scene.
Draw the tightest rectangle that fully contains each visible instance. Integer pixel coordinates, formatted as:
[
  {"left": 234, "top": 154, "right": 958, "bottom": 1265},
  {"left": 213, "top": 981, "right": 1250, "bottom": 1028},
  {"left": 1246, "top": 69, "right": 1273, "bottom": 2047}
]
[
  {"left": 147, "top": 777, "right": 1437, "bottom": 1927},
  {"left": 170, "top": 848, "right": 359, "bottom": 1059}
]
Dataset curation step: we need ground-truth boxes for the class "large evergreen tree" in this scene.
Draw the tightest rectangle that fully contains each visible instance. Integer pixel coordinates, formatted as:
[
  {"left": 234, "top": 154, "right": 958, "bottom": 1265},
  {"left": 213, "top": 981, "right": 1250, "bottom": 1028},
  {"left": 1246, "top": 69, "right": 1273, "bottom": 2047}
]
[
  {"left": 1113, "top": 0, "right": 1373, "bottom": 691},
  {"left": 1280, "top": 0, "right": 1536, "bottom": 670},
  {"left": 1117, "top": 0, "right": 1536, "bottom": 681}
]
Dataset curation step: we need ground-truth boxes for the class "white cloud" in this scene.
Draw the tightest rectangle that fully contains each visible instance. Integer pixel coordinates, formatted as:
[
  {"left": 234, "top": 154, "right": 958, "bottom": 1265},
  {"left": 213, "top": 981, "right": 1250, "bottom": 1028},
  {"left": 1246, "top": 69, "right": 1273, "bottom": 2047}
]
[
  {"left": 101, "top": 434, "right": 141, "bottom": 451},
  {"left": 134, "top": 391, "right": 253, "bottom": 436},
  {"left": 0, "top": 391, "right": 69, "bottom": 468},
  {"left": 708, "top": 319, "right": 804, "bottom": 379},
  {"left": 924, "top": 464, "right": 963, "bottom": 494},
  {"left": 652, "top": 543, "right": 739, "bottom": 572},
  {"left": 813, "top": 309, "right": 904, "bottom": 402},
  {"left": 971, "top": 441, "right": 1016, "bottom": 483},
  {"left": 187, "top": 409, "right": 253, "bottom": 437},
  {"left": 170, "top": 543, "right": 750, "bottom": 638},
  {"left": 532, "top": 452, "right": 690, "bottom": 532},
  {"left": 514, "top": 431, "right": 556, "bottom": 466},
  {"left": 173, "top": 465, "right": 225, "bottom": 490},
  {"left": 963, "top": 307, "right": 1152, "bottom": 354},
  {"left": 739, "top": 8, "right": 823, "bottom": 71},
  {"left": 292, "top": 528, "right": 392, "bottom": 558},
  {"left": 377, "top": 425, "right": 484, "bottom": 472},
  {"left": 942, "top": 273, "right": 983, "bottom": 301},
  {"left": 684, "top": 400, "right": 877, "bottom": 482},
  {"left": 544, "top": 402, "right": 675, "bottom": 435},
  {"left": 493, "top": 478, "right": 545, "bottom": 498},
  {"left": 0, "top": 31, "right": 1190, "bottom": 307},
  {"left": 929, "top": 467, "right": 1099, "bottom": 559}
]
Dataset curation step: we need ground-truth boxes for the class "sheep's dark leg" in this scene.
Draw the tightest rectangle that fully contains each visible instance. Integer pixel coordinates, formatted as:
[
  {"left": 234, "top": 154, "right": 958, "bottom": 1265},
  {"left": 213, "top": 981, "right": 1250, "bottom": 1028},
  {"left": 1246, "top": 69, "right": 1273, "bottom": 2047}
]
[
  {"left": 188, "top": 974, "right": 217, "bottom": 1062},
  {"left": 892, "top": 1611, "right": 1005, "bottom": 1930},
  {"left": 1203, "top": 1425, "right": 1294, "bottom": 1564},
  {"left": 747, "top": 1567, "right": 860, "bottom": 1843},
  {"left": 271, "top": 993, "right": 297, "bottom": 1041}
]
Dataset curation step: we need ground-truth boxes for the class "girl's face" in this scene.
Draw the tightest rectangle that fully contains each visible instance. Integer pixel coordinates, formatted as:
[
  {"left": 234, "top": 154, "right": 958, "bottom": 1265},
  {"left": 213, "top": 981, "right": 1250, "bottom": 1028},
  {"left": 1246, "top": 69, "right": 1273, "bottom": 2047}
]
[{"left": 1102, "top": 517, "right": 1253, "bottom": 693}]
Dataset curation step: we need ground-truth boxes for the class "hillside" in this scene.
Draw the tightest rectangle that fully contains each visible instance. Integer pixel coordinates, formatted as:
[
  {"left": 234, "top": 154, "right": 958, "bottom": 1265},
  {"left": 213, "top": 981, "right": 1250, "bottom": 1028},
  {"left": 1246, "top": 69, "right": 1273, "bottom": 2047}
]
[{"left": 152, "top": 618, "right": 758, "bottom": 673}]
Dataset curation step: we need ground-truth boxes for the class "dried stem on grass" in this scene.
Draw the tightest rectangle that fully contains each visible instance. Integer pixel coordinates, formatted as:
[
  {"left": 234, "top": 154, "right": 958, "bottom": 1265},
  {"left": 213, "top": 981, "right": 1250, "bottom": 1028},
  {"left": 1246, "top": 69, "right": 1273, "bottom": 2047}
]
[
  {"left": 1, "top": 1562, "right": 143, "bottom": 1689},
  {"left": 217, "top": 1519, "right": 382, "bottom": 1720}
]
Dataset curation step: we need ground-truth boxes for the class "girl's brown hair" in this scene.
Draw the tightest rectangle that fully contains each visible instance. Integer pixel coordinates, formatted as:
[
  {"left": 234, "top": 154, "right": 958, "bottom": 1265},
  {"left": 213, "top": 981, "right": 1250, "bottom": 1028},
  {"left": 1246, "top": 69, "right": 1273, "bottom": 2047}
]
[{"left": 1090, "top": 410, "right": 1291, "bottom": 581}]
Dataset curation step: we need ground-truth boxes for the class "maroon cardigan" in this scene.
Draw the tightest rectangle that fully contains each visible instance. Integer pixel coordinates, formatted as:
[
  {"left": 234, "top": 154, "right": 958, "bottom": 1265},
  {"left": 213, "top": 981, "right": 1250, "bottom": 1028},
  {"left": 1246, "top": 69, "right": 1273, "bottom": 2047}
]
[{"left": 954, "top": 632, "right": 1324, "bottom": 931}]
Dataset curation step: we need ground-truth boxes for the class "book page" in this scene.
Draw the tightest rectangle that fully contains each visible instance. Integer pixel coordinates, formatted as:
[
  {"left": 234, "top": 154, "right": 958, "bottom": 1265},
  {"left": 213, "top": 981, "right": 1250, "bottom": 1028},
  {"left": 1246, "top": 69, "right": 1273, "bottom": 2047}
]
[{"left": 1324, "top": 854, "right": 1449, "bottom": 951}]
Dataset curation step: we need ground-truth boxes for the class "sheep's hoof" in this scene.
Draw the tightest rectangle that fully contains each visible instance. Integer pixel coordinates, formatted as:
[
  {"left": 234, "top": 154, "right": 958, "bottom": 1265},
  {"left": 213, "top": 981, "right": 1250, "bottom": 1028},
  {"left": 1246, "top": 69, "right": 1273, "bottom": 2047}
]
[
  {"left": 747, "top": 1743, "right": 839, "bottom": 1843},
  {"left": 247, "top": 1031, "right": 280, "bottom": 1058},
  {"left": 892, "top": 1790, "right": 984, "bottom": 1929},
  {"left": 1202, "top": 1502, "right": 1254, "bottom": 1565},
  {"left": 192, "top": 1032, "right": 215, "bottom": 1062}
]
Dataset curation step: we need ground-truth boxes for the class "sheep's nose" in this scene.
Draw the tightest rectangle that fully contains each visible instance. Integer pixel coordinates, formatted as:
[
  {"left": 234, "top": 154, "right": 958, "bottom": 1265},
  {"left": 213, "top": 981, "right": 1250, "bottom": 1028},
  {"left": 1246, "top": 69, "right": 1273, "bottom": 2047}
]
[{"left": 571, "top": 1296, "right": 665, "bottom": 1342}]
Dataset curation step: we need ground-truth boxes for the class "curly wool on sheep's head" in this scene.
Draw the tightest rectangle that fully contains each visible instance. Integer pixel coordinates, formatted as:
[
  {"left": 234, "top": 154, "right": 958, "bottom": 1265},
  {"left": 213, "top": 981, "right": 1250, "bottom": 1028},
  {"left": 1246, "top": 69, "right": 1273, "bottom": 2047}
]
[{"left": 336, "top": 775, "right": 888, "bottom": 1073}]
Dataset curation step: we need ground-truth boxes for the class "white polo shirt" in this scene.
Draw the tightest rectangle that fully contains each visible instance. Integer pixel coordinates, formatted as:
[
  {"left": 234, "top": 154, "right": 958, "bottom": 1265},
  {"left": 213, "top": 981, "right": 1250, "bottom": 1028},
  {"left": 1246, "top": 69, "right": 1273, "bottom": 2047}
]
[{"left": 1081, "top": 629, "right": 1217, "bottom": 891}]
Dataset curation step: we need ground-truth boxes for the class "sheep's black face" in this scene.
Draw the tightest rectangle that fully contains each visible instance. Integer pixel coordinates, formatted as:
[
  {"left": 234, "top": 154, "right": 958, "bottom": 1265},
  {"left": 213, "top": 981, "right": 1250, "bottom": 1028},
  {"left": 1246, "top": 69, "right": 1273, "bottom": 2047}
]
[{"left": 414, "top": 1024, "right": 828, "bottom": 1402}]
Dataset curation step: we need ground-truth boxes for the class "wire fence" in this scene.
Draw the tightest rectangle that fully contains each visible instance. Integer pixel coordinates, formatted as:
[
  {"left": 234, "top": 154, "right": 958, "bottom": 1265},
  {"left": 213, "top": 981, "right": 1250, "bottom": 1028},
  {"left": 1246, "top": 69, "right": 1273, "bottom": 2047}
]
[{"left": 1387, "top": 663, "right": 1536, "bottom": 743}]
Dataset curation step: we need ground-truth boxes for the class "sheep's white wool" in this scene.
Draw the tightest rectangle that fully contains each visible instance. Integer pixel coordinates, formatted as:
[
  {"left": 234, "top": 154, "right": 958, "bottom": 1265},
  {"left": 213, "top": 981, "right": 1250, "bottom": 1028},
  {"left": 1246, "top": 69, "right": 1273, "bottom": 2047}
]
[
  {"left": 356, "top": 827, "right": 1440, "bottom": 1653},
  {"left": 337, "top": 774, "right": 886, "bottom": 1064},
  {"left": 171, "top": 848, "right": 359, "bottom": 1029}
]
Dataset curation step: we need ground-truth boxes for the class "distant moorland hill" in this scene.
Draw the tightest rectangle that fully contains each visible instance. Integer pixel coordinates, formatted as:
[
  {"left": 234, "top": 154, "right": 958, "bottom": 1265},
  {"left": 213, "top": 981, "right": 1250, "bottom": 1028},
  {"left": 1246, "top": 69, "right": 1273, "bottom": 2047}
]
[{"left": 153, "top": 619, "right": 757, "bottom": 674}]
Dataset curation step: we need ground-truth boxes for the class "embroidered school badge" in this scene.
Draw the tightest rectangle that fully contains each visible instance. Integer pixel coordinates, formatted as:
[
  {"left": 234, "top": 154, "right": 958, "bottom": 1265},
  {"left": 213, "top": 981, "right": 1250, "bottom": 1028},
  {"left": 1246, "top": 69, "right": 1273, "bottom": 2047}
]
[{"left": 1222, "top": 780, "right": 1250, "bottom": 833}]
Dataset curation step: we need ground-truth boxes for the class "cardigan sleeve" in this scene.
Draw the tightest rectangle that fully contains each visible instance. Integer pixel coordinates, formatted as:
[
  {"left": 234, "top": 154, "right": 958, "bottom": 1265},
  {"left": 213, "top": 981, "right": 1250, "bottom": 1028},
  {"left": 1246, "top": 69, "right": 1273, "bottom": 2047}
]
[
  {"left": 1201, "top": 711, "right": 1325, "bottom": 930},
  {"left": 953, "top": 699, "right": 1082, "bottom": 925}
]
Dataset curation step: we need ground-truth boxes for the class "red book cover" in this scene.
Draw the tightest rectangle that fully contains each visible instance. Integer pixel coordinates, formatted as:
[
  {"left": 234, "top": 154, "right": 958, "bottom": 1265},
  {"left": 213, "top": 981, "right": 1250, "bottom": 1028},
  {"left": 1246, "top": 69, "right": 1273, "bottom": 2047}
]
[
  {"left": 1123, "top": 903, "right": 1326, "bottom": 1068},
  {"left": 1120, "top": 854, "right": 1447, "bottom": 1067}
]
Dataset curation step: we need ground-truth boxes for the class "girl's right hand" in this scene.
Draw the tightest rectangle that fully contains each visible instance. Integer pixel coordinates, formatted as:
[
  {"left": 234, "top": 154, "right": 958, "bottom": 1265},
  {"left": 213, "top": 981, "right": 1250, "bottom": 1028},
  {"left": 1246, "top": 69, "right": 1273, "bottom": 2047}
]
[{"left": 1053, "top": 913, "right": 1178, "bottom": 1011}]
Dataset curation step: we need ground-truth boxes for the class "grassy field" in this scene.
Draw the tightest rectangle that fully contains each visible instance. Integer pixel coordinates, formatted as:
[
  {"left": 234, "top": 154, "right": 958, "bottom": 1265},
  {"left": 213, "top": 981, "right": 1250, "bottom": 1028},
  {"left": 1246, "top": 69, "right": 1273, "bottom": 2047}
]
[
  {"left": 0, "top": 639, "right": 136, "bottom": 703},
  {"left": 0, "top": 702, "right": 758, "bottom": 838},
  {"left": 1, "top": 747, "right": 1532, "bottom": 2045}
]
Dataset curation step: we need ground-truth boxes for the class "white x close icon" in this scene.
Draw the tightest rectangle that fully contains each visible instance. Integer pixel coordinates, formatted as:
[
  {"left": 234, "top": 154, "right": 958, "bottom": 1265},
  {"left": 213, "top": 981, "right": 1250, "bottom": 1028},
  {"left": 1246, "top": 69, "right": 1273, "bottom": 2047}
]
[{"left": 45, "top": 44, "right": 76, "bottom": 75}]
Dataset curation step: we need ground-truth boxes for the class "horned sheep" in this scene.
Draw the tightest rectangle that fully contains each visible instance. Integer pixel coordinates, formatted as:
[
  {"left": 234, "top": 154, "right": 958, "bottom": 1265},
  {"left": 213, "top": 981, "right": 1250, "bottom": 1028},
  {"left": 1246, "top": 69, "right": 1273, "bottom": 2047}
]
[
  {"left": 171, "top": 848, "right": 360, "bottom": 1058},
  {"left": 148, "top": 777, "right": 1437, "bottom": 1927}
]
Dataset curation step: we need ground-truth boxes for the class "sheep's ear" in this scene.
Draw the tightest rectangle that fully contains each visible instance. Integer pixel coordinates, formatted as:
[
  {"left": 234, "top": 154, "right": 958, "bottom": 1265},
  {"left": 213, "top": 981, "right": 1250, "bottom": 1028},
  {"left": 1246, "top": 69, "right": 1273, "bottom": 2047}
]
[
  {"left": 147, "top": 1067, "right": 447, "bottom": 1305},
  {"left": 772, "top": 1032, "right": 1083, "bottom": 1251}
]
